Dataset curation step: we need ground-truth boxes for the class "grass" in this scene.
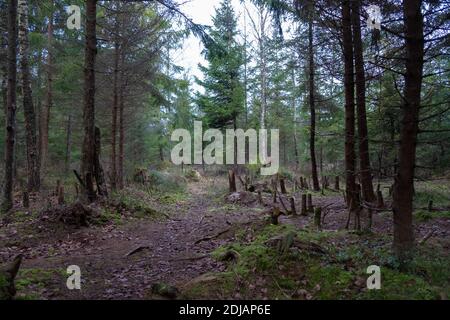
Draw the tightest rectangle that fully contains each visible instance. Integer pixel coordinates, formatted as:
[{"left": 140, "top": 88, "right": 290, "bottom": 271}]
[
  {"left": 14, "top": 268, "right": 64, "bottom": 300},
  {"left": 414, "top": 180, "right": 450, "bottom": 208}
]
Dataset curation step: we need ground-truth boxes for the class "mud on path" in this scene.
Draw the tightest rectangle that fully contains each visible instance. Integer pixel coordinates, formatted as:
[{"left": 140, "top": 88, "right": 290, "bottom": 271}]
[{"left": 0, "top": 178, "right": 262, "bottom": 299}]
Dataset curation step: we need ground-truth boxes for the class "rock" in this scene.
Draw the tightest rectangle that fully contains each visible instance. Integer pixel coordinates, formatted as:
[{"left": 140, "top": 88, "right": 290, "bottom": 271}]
[{"left": 150, "top": 283, "right": 180, "bottom": 299}]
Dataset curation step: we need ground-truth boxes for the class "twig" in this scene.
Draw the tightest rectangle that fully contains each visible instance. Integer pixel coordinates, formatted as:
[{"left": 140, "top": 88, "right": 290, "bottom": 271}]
[
  {"left": 194, "top": 228, "right": 231, "bottom": 244},
  {"left": 125, "top": 245, "right": 151, "bottom": 257}
]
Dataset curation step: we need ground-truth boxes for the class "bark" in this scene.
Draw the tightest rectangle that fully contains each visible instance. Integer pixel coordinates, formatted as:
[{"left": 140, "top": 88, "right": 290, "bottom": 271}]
[
  {"left": 94, "top": 127, "right": 107, "bottom": 197},
  {"left": 2, "top": 0, "right": 18, "bottom": 213},
  {"left": 351, "top": 0, "right": 375, "bottom": 202},
  {"left": 308, "top": 18, "right": 320, "bottom": 191},
  {"left": 118, "top": 67, "right": 125, "bottom": 189},
  {"left": 342, "top": 1, "right": 358, "bottom": 212},
  {"left": 18, "top": 0, "right": 40, "bottom": 192},
  {"left": 111, "top": 40, "right": 119, "bottom": 190},
  {"left": 65, "top": 112, "right": 72, "bottom": 173},
  {"left": 392, "top": 0, "right": 424, "bottom": 259},
  {"left": 80, "top": 0, "right": 97, "bottom": 203},
  {"left": 40, "top": 2, "right": 53, "bottom": 176}
]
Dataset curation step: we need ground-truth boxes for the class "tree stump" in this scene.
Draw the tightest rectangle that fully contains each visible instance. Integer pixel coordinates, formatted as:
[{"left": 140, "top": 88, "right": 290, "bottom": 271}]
[
  {"left": 74, "top": 183, "right": 79, "bottom": 197},
  {"left": 228, "top": 170, "right": 237, "bottom": 193},
  {"left": 290, "top": 197, "right": 297, "bottom": 215},
  {"left": 428, "top": 200, "right": 433, "bottom": 212},
  {"left": 301, "top": 194, "right": 308, "bottom": 216},
  {"left": 58, "top": 185, "right": 65, "bottom": 205},
  {"left": 0, "top": 255, "right": 22, "bottom": 300},
  {"left": 22, "top": 191, "right": 29, "bottom": 208},
  {"left": 377, "top": 190, "right": 384, "bottom": 208},
  {"left": 280, "top": 178, "right": 287, "bottom": 194},
  {"left": 56, "top": 179, "right": 61, "bottom": 196},
  {"left": 257, "top": 191, "right": 263, "bottom": 205},
  {"left": 314, "top": 207, "right": 322, "bottom": 231},
  {"left": 307, "top": 194, "right": 313, "bottom": 213},
  {"left": 335, "top": 176, "right": 340, "bottom": 190},
  {"left": 271, "top": 207, "right": 280, "bottom": 225}
]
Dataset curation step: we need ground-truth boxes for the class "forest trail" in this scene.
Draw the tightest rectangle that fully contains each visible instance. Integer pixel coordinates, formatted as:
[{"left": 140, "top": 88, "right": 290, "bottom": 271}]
[
  {"left": 7, "top": 178, "right": 262, "bottom": 299},
  {"left": 1, "top": 176, "right": 448, "bottom": 300}
]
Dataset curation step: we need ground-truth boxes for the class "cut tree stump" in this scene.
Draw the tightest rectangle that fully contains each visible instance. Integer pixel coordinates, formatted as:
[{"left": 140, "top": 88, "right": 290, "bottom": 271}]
[
  {"left": 335, "top": 176, "right": 340, "bottom": 190},
  {"left": 314, "top": 207, "right": 322, "bottom": 231},
  {"left": 22, "top": 191, "right": 29, "bottom": 208},
  {"left": 58, "top": 185, "right": 65, "bottom": 205},
  {"left": 377, "top": 190, "right": 384, "bottom": 208},
  {"left": 271, "top": 207, "right": 281, "bottom": 225},
  {"left": 290, "top": 197, "right": 297, "bottom": 215},
  {"left": 0, "top": 254, "right": 22, "bottom": 300},
  {"left": 307, "top": 194, "right": 313, "bottom": 213},
  {"left": 280, "top": 178, "right": 287, "bottom": 194},
  {"left": 301, "top": 194, "right": 308, "bottom": 216},
  {"left": 228, "top": 170, "right": 237, "bottom": 193}
]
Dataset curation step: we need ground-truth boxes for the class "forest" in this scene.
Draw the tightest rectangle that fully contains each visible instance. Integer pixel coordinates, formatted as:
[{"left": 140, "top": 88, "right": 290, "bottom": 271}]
[{"left": 0, "top": 0, "right": 449, "bottom": 301}]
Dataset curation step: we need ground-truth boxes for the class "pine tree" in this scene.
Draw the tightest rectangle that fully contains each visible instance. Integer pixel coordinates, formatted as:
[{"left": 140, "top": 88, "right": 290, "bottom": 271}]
[{"left": 196, "top": 0, "right": 245, "bottom": 130}]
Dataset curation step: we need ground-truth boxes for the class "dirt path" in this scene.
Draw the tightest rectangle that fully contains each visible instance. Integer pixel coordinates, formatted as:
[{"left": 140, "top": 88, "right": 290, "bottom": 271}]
[
  {"left": 1, "top": 177, "right": 448, "bottom": 300},
  {"left": 10, "top": 179, "right": 260, "bottom": 299}
]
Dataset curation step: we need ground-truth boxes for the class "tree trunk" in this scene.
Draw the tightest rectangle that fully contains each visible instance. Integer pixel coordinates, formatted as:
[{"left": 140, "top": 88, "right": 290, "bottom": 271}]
[
  {"left": 65, "top": 112, "right": 72, "bottom": 173},
  {"left": 94, "top": 126, "right": 107, "bottom": 197},
  {"left": 18, "top": 0, "right": 40, "bottom": 192},
  {"left": 80, "top": 0, "right": 97, "bottom": 203},
  {"left": 111, "top": 43, "right": 119, "bottom": 190},
  {"left": 351, "top": 0, "right": 375, "bottom": 203},
  {"left": 342, "top": 1, "right": 358, "bottom": 212},
  {"left": 2, "top": 0, "right": 18, "bottom": 213},
  {"left": 118, "top": 68, "right": 125, "bottom": 189},
  {"left": 308, "top": 18, "right": 320, "bottom": 191},
  {"left": 40, "top": 1, "right": 53, "bottom": 177},
  {"left": 392, "top": 0, "right": 424, "bottom": 259}
]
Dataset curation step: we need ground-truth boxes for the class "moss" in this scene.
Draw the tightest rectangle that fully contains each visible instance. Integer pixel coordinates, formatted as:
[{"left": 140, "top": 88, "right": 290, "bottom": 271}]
[
  {"left": 194, "top": 221, "right": 450, "bottom": 300},
  {"left": 359, "top": 268, "right": 439, "bottom": 300},
  {"left": 14, "top": 268, "right": 63, "bottom": 300},
  {"left": 305, "top": 264, "right": 354, "bottom": 299},
  {"left": 414, "top": 209, "right": 450, "bottom": 222}
]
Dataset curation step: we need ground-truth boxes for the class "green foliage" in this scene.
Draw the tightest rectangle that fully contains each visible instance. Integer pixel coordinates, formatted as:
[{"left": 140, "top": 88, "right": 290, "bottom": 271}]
[{"left": 195, "top": 0, "right": 245, "bottom": 129}]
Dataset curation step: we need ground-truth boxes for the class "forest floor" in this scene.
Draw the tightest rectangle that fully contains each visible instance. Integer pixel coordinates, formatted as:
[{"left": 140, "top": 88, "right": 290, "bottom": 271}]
[{"left": 0, "top": 171, "right": 449, "bottom": 300}]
